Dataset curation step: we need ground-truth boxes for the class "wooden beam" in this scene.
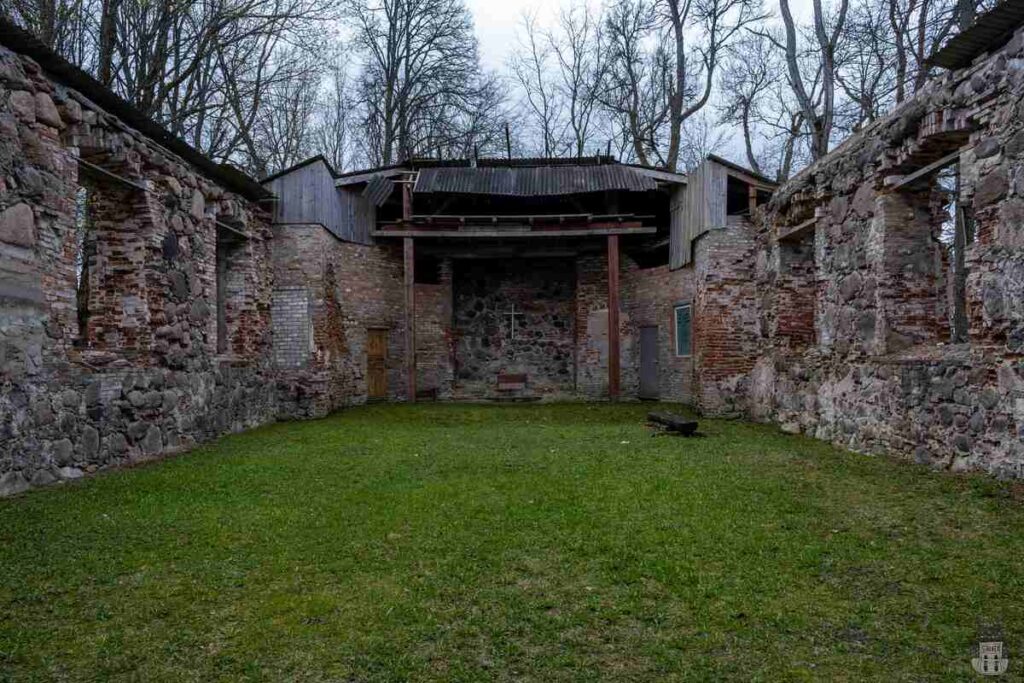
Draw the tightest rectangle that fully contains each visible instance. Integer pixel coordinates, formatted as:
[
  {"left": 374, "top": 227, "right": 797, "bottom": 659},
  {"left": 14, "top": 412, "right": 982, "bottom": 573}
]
[
  {"left": 404, "top": 237, "right": 416, "bottom": 403},
  {"left": 334, "top": 168, "right": 409, "bottom": 187},
  {"left": 607, "top": 235, "right": 621, "bottom": 401},
  {"left": 778, "top": 216, "right": 817, "bottom": 242},
  {"left": 748, "top": 184, "right": 758, "bottom": 215},
  {"left": 887, "top": 149, "right": 961, "bottom": 189},
  {"left": 402, "top": 177, "right": 413, "bottom": 221},
  {"left": 372, "top": 227, "right": 658, "bottom": 238},
  {"left": 77, "top": 158, "right": 148, "bottom": 193}
]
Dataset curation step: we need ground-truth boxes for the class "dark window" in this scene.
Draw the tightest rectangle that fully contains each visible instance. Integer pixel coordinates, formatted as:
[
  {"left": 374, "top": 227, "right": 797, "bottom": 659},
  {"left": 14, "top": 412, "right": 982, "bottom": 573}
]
[
  {"left": 216, "top": 226, "right": 246, "bottom": 354},
  {"left": 73, "top": 186, "right": 93, "bottom": 343},
  {"left": 415, "top": 254, "right": 442, "bottom": 284},
  {"left": 674, "top": 304, "right": 692, "bottom": 356}
]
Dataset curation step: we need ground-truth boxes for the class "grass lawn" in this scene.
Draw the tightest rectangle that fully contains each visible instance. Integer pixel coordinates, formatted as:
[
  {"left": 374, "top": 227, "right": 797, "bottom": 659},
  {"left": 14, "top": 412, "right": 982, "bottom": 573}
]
[{"left": 2, "top": 403, "right": 1024, "bottom": 681}]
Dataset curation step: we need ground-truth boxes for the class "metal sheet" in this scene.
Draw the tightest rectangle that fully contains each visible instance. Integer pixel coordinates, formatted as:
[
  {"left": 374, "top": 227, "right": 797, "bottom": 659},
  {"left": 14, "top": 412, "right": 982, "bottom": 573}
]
[{"left": 413, "top": 165, "right": 658, "bottom": 196}]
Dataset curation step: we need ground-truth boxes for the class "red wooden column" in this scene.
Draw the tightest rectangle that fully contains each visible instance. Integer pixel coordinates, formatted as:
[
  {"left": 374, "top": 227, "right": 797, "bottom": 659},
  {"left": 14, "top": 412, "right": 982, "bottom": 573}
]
[
  {"left": 404, "top": 237, "right": 416, "bottom": 402},
  {"left": 607, "top": 235, "right": 621, "bottom": 400},
  {"left": 403, "top": 178, "right": 416, "bottom": 402}
]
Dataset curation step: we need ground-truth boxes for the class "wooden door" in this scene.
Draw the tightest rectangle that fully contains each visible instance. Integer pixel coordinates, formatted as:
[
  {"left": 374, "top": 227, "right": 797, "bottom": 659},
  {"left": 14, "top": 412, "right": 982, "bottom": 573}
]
[
  {"left": 639, "top": 326, "right": 659, "bottom": 400},
  {"left": 367, "top": 329, "right": 388, "bottom": 400}
]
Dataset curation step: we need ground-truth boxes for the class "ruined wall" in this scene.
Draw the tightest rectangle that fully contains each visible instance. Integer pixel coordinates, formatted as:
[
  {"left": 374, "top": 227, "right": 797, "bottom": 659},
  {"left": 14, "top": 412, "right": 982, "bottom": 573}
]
[
  {"left": 620, "top": 257, "right": 695, "bottom": 403},
  {"left": 0, "top": 43, "right": 276, "bottom": 495},
  {"left": 693, "top": 219, "right": 761, "bottom": 416},
  {"left": 416, "top": 258, "right": 454, "bottom": 399},
  {"left": 271, "top": 225, "right": 406, "bottom": 417},
  {"left": 748, "top": 26, "right": 1024, "bottom": 478},
  {"left": 452, "top": 258, "right": 576, "bottom": 400}
]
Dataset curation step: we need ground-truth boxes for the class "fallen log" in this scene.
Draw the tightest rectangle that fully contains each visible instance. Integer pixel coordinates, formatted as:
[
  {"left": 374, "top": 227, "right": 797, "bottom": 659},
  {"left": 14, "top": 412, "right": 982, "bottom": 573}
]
[{"left": 647, "top": 412, "right": 699, "bottom": 436}]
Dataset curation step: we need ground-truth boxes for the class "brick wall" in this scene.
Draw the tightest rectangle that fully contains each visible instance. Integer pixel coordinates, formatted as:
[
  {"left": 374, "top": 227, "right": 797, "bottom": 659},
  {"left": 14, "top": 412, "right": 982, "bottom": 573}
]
[
  {"left": 271, "top": 224, "right": 406, "bottom": 417},
  {"left": 693, "top": 219, "right": 761, "bottom": 416},
  {"left": 620, "top": 256, "right": 695, "bottom": 403}
]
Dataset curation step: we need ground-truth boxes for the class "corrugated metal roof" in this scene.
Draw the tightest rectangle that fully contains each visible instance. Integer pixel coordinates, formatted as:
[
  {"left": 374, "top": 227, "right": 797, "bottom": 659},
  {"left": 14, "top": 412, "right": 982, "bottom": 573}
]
[
  {"left": 414, "top": 165, "right": 658, "bottom": 196},
  {"left": 929, "top": 0, "right": 1024, "bottom": 69},
  {"left": 362, "top": 176, "right": 395, "bottom": 206}
]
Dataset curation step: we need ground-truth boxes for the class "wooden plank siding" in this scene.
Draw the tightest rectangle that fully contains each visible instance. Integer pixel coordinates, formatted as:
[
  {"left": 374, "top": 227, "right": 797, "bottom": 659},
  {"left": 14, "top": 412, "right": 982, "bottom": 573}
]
[
  {"left": 672, "top": 159, "right": 727, "bottom": 269},
  {"left": 263, "top": 158, "right": 375, "bottom": 244}
]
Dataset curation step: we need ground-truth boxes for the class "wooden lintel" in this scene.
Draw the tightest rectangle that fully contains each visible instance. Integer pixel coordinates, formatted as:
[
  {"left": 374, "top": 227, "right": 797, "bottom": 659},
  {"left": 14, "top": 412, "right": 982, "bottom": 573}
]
[
  {"left": 404, "top": 237, "right": 416, "bottom": 403},
  {"left": 607, "top": 235, "right": 621, "bottom": 401},
  {"left": 215, "top": 220, "right": 248, "bottom": 240},
  {"left": 888, "top": 149, "right": 962, "bottom": 190},
  {"left": 779, "top": 216, "right": 817, "bottom": 242},
  {"left": 77, "top": 158, "right": 148, "bottom": 193},
  {"left": 371, "top": 227, "right": 658, "bottom": 238}
]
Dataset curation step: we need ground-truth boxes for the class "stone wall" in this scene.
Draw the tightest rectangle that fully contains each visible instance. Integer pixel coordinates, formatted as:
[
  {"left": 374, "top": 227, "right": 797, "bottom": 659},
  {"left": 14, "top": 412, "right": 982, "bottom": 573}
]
[
  {"left": 0, "top": 43, "right": 276, "bottom": 495},
  {"left": 452, "top": 258, "right": 576, "bottom": 400},
  {"left": 745, "top": 25, "right": 1024, "bottom": 478}
]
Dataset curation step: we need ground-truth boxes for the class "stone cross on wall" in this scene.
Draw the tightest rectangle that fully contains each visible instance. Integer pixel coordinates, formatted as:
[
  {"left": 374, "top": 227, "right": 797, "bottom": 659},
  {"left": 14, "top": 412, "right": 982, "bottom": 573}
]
[{"left": 503, "top": 304, "right": 526, "bottom": 341}]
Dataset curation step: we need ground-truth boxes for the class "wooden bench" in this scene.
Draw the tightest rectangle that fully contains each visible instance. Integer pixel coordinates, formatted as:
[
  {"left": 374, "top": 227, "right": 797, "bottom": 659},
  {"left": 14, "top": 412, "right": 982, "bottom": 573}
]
[{"left": 497, "top": 373, "right": 528, "bottom": 392}]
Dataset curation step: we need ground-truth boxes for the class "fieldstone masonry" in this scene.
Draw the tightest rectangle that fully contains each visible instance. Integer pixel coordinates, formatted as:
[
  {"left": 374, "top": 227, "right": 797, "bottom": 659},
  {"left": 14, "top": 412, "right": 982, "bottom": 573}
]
[
  {"left": 0, "top": 40, "right": 278, "bottom": 496},
  {"left": 736, "top": 25, "right": 1024, "bottom": 478},
  {"left": 6, "top": 15, "right": 1024, "bottom": 496}
]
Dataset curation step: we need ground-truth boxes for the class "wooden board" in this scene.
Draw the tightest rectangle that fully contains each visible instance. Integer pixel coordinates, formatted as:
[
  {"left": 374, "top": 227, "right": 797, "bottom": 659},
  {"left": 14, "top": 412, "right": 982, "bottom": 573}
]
[{"left": 367, "top": 329, "right": 388, "bottom": 399}]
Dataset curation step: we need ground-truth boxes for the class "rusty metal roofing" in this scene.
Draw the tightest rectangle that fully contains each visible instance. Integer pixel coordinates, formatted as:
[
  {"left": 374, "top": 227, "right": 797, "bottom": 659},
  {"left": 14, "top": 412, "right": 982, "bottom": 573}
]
[
  {"left": 413, "top": 165, "right": 659, "bottom": 196},
  {"left": 929, "top": 0, "right": 1024, "bottom": 69},
  {"left": 362, "top": 175, "right": 395, "bottom": 206}
]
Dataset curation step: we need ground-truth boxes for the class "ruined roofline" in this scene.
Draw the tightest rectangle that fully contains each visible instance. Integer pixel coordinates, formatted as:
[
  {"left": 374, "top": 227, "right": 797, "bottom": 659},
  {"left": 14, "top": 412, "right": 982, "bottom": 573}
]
[
  {"left": 929, "top": 0, "right": 1024, "bottom": 69},
  {"left": 0, "top": 15, "right": 271, "bottom": 202},
  {"left": 773, "top": 1, "right": 1023, "bottom": 202}
]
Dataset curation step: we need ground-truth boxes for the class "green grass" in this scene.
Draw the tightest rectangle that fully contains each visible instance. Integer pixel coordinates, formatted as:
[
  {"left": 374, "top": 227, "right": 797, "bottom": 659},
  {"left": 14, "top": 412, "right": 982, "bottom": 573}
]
[{"left": 2, "top": 404, "right": 1023, "bottom": 681}]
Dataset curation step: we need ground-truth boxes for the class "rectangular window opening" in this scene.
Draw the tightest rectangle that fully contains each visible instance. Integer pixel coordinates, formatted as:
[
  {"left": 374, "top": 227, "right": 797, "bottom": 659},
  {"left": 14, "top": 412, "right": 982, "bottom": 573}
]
[{"left": 674, "top": 303, "right": 692, "bottom": 357}]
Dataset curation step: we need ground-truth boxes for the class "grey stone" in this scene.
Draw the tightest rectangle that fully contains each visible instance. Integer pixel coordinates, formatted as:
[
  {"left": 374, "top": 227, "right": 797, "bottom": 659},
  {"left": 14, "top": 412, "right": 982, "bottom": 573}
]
[
  {"left": 142, "top": 425, "right": 163, "bottom": 454},
  {"left": 980, "top": 387, "right": 1001, "bottom": 410},
  {"left": 190, "top": 190, "right": 205, "bottom": 219},
  {"left": 105, "top": 432, "right": 128, "bottom": 454},
  {"left": 0, "top": 471, "right": 30, "bottom": 497},
  {"left": 52, "top": 438, "right": 74, "bottom": 466},
  {"left": 8, "top": 90, "right": 35, "bottom": 122},
  {"left": 30, "top": 469, "right": 57, "bottom": 487},
  {"left": 0, "top": 203, "right": 36, "bottom": 247},
  {"left": 79, "top": 425, "right": 99, "bottom": 457},
  {"left": 58, "top": 467, "right": 84, "bottom": 480},
  {"left": 127, "top": 390, "right": 147, "bottom": 408},
  {"left": 954, "top": 434, "right": 972, "bottom": 453},
  {"left": 190, "top": 299, "right": 210, "bottom": 321},
  {"left": 127, "top": 421, "right": 149, "bottom": 441},
  {"left": 974, "top": 138, "right": 1001, "bottom": 159},
  {"left": 975, "top": 167, "right": 1008, "bottom": 207},
  {"left": 162, "top": 232, "right": 180, "bottom": 261},
  {"left": 60, "top": 389, "right": 80, "bottom": 408},
  {"left": 1007, "top": 130, "right": 1024, "bottom": 157},
  {"left": 34, "top": 92, "right": 62, "bottom": 128}
]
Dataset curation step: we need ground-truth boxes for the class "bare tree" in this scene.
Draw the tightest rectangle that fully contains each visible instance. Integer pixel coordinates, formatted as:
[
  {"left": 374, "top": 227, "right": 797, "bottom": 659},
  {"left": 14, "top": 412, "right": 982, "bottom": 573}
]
[
  {"left": 548, "top": 4, "right": 608, "bottom": 158},
  {"left": 346, "top": 0, "right": 497, "bottom": 165},
  {"left": 509, "top": 11, "right": 565, "bottom": 157}
]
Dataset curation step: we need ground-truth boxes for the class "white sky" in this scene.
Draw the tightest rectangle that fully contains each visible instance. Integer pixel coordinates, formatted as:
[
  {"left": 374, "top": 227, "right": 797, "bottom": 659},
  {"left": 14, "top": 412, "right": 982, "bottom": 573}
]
[{"left": 464, "top": 0, "right": 817, "bottom": 72}]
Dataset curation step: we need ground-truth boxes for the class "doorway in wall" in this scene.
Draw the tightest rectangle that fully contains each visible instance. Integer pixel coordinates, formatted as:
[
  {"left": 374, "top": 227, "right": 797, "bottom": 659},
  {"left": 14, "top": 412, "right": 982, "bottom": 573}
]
[
  {"left": 639, "top": 325, "right": 660, "bottom": 400},
  {"left": 367, "top": 328, "right": 388, "bottom": 400}
]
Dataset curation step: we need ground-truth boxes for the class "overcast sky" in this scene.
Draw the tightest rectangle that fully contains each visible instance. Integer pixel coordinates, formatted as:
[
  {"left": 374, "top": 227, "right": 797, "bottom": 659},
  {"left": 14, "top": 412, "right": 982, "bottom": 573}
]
[{"left": 463, "top": 0, "right": 816, "bottom": 73}]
